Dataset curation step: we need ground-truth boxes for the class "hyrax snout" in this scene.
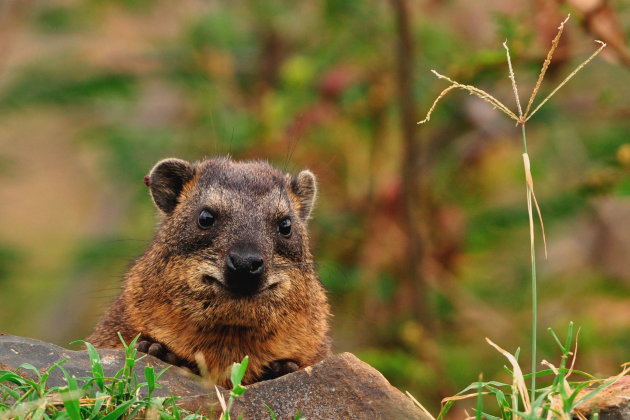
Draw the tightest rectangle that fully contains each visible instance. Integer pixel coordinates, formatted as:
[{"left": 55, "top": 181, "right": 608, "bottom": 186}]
[
  {"left": 88, "top": 157, "right": 331, "bottom": 386},
  {"left": 223, "top": 242, "right": 266, "bottom": 295}
]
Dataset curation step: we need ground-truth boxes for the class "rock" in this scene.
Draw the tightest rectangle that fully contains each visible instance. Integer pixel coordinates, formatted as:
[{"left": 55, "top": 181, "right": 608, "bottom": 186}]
[
  {"left": 0, "top": 334, "right": 209, "bottom": 400},
  {"left": 231, "top": 352, "right": 433, "bottom": 420},
  {"left": 574, "top": 375, "right": 630, "bottom": 420},
  {"left": 0, "top": 335, "right": 431, "bottom": 419}
]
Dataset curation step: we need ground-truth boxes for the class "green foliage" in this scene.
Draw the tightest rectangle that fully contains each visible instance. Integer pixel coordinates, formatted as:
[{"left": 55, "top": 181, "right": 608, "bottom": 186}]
[
  {"left": 0, "top": 335, "right": 202, "bottom": 419},
  {"left": 0, "top": 245, "right": 20, "bottom": 285},
  {"left": 82, "top": 126, "right": 173, "bottom": 184},
  {"left": 229, "top": 356, "right": 248, "bottom": 399},
  {"left": 318, "top": 260, "right": 361, "bottom": 294},
  {"left": 217, "top": 355, "right": 248, "bottom": 420},
  {"left": 491, "top": 12, "right": 534, "bottom": 48},
  {"left": 435, "top": 323, "right": 624, "bottom": 419},
  {"left": 34, "top": 5, "right": 87, "bottom": 33},
  {"left": 359, "top": 348, "right": 435, "bottom": 390},
  {"left": 0, "top": 67, "right": 136, "bottom": 109}
]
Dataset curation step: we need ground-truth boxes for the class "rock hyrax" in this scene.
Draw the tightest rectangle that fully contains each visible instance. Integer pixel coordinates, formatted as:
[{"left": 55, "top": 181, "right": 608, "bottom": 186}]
[{"left": 88, "top": 157, "right": 331, "bottom": 386}]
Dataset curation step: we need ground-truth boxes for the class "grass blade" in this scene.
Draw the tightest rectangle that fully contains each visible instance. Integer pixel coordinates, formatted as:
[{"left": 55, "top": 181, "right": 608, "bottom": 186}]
[
  {"left": 100, "top": 399, "right": 135, "bottom": 420},
  {"left": 475, "top": 374, "right": 483, "bottom": 420},
  {"left": 486, "top": 338, "right": 531, "bottom": 413},
  {"left": 145, "top": 366, "right": 156, "bottom": 398},
  {"left": 231, "top": 356, "right": 249, "bottom": 389},
  {"left": 264, "top": 403, "right": 278, "bottom": 420},
  {"left": 85, "top": 342, "right": 105, "bottom": 392},
  {"left": 59, "top": 372, "right": 82, "bottom": 420}
]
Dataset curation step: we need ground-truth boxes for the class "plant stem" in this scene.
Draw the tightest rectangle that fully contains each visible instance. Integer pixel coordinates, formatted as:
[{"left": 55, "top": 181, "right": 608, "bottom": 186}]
[
  {"left": 521, "top": 124, "right": 528, "bottom": 154},
  {"left": 521, "top": 123, "right": 537, "bottom": 403}
]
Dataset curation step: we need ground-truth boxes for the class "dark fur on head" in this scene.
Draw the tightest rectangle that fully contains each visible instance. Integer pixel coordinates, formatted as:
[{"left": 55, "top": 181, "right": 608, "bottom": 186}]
[{"left": 88, "top": 157, "right": 330, "bottom": 386}]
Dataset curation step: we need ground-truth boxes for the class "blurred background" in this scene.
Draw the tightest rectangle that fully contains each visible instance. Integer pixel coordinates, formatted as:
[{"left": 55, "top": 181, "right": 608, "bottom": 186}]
[{"left": 0, "top": 0, "right": 628, "bottom": 416}]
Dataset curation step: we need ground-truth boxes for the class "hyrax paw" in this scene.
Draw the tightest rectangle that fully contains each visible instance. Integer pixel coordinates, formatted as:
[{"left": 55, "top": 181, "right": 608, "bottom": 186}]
[
  {"left": 261, "top": 359, "right": 300, "bottom": 381},
  {"left": 135, "top": 339, "right": 198, "bottom": 373}
]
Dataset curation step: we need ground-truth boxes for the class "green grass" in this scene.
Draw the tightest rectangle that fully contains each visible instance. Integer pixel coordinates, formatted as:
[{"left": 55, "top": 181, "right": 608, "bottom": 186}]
[
  {"left": 432, "top": 323, "right": 628, "bottom": 419},
  {"left": 214, "top": 355, "right": 247, "bottom": 420},
  {"left": 0, "top": 334, "right": 202, "bottom": 420},
  {"left": 0, "top": 335, "right": 308, "bottom": 420}
]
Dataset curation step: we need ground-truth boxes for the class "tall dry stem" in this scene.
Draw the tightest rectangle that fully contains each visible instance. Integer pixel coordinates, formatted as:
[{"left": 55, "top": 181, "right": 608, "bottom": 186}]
[{"left": 418, "top": 15, "right": 606, "bottom": 414}]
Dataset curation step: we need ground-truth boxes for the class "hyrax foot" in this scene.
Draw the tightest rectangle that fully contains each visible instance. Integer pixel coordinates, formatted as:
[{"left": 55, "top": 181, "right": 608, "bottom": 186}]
[
  {"left": 135, "top": 338, "right": 199, "bottom": 374},
  {"left": 260, "top": 359, "right": 300, "bottom": 381}
]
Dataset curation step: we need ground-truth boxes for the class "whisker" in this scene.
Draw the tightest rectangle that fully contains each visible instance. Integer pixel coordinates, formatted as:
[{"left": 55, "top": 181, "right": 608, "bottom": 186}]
[{"left": 272, "top": 262, "right": 319, "bottom": 270}]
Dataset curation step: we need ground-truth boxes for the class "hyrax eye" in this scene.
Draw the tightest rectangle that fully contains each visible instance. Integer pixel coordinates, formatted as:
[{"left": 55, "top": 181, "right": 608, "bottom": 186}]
[
  {"left": 197, "top": 209, "right": 215, "bottom": 229},
  {"left": 278, "top": 217, "right": 292, "bottom": 237}
]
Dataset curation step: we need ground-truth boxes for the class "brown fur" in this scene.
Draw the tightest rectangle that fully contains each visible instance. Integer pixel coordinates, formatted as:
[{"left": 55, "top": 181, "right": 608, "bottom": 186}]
[{"left": 88, "top": 157, "right": 331, "bottom": 386}]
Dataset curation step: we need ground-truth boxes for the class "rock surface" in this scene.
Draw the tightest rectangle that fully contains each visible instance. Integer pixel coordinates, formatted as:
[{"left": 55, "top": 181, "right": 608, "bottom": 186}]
[
  {"left": 573, "top": 375, "right": 630, "bottom": 420},
  {"left": 0, "top": 334, "right": 431, "bottom": 419},
  {"left": 0, "top": 334, "right": 207, "bottom": 400},
  {"left": 230, "top": 352, "right": 432, "bottom": 420}
]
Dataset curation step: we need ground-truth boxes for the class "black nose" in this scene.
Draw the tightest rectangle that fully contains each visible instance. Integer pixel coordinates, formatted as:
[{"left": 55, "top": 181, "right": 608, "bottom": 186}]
[
  {"left": 227, "top": 252, "right": 264, "bottom": 275},
  {"left": 225, "top": 249, "right": 265, "bottom": 295}
]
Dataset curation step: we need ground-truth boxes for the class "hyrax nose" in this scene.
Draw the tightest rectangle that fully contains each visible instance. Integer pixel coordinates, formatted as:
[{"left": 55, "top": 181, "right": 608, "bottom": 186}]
[{"left": 227, "top": 252, "right": 264, "bottom": 276}]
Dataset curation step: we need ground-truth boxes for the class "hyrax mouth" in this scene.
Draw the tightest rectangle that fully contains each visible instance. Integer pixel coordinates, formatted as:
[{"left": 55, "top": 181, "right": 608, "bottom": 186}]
[
  {"left": 202, "top": 273, "right": 270, "bottom": 297},
  {"left": 202, "top": 274, "right": 222, "bottom": 287}
]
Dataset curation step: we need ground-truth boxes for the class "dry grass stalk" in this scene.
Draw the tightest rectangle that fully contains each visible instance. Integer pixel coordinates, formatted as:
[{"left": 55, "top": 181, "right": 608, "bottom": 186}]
[
  {"left": 524, "top": 15, "right": 570, "bottom": 117},
  {"left": 441, "top": 392, "right": 489, "bottom": 404},
  {"left": 486, "top": 338, "right": 532, "bottom": 415},
  {"left": 503, "top": 41, "right": 523, "bottom": 119},
  {"left": 567, "top": 328, "right": 580, "bottom": 377},
  {"left": 525, "top": 39, "right": 607, "bottom": 122},
  {"left": 215, "top": 385, "right": 227, "bottom": 414},
  {"left": 418, "top": 71, "right": 518, "bottom": 124},
  {"left": 418, "top": 15, "right": 606, "bottom": 126},
  {"left": 418, "top": 85, "right": 458, "bottom": 125},
  {"left": 406, "top": 390, "right": 436, "bottom": 418},
  {"left": 419, "top": 16, "right": 606, "bottom": 263},
  {"left": 522, "top": 153, "right": 548, "bottom": 257},
  {"left": 418, "top": 15, "right": 611, "bottom": 420},
  {"left": 541, "top": 360, "right": 572, "bottom": 397}
]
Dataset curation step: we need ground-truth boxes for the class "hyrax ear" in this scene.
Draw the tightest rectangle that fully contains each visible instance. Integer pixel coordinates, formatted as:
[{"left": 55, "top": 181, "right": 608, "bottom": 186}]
[
  {"left": 147, "top": 158, "right": 195, "bottom": 214},
  {"left": 290, "top": 170, "right": 317, "bottom": 220}
]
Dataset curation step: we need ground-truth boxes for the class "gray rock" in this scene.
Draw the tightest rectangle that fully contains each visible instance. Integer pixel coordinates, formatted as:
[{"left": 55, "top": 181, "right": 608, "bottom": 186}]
[
  {"left": 0, "top": 333, "right": 209, "bottom": 400},
  {"left": 0, "top": 334, "right": 432, "bottom": 419},
  {"left": 231, "top": 352, "right": 432, "bottom": 420}
]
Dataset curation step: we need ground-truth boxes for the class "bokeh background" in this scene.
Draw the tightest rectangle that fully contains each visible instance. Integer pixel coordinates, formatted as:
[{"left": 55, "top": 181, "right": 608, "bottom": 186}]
[{"left": 0, "top": 0, "right": 628, "bottom": 416}]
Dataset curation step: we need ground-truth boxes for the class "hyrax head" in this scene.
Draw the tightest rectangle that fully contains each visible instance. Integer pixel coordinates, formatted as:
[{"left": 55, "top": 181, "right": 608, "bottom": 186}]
[{"left": 144, "top": 157, "right": 317, "bottom": 304}]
